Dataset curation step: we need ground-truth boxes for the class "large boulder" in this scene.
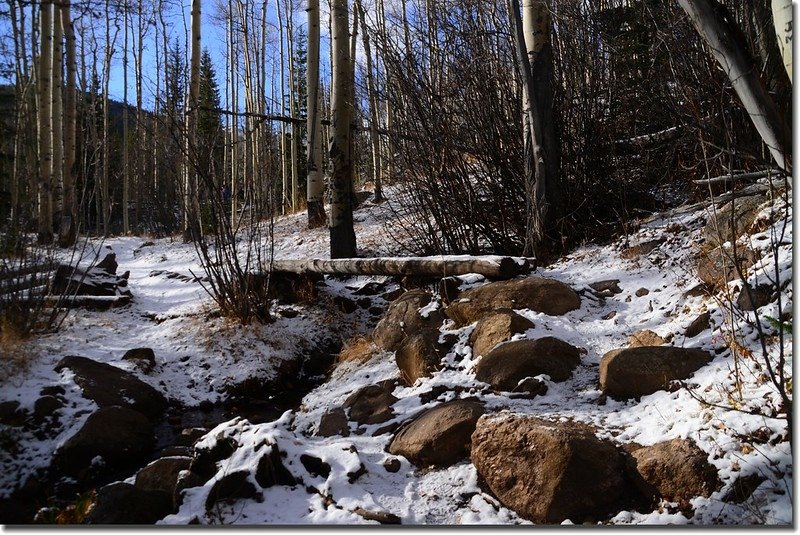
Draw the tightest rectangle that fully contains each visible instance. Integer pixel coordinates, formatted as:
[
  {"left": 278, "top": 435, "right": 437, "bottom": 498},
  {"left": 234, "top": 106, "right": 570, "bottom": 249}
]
[
  {"left": 630, "top": 439, "right": 721, "bottom": 501},
  {"left": 343, "top": 381, "right": 398, "bottom": 425},
  {"left": 388, "top": 400, "right": 485, "bottom": 468},
  {"left": 445, "top": 277, "right": 580, "bottom": 326},
  {"left": 135, "top": 456, "right": 192, "bottom": 503},
  {"left": 704, "top": 195, "right": 766, "bottom": 247},
  {"left": 469, "top": 309, "right": 535, "bottom": 358},
  {"left": 600, "top": 346, "right": 713, "bottom": 399},
  {"left": 696, "top": 246, "right": 757, "bottom": 290},
  {"left": 373, "top": 290, "right": 444, "bottom": 352},
  {"left": 86, "top": 482, "right": 172, "bottom": 524},
  {"left": 471, "top": 415, "right": 630, "bottom": 524},
  {"left": 737, "top": 283, "right": 774, "bottom": 311},
  {"left": 55, "top": 406, "right": 154, "bottom": 476},
  {"left": 395, "top": 332, "right": 445, "bottom": 386},
  {"left": 475, "top": 337, "right": 581, "bottom": 391},
  {"left": 55, "top": 356, "right": 167, "bottom": 419}
]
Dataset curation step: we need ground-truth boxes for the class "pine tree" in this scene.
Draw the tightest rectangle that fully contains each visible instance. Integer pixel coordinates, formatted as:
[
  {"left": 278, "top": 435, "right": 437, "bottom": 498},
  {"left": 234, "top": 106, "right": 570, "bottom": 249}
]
[{"left": 197, "top": 49, "right": 224, "bottom": 185}]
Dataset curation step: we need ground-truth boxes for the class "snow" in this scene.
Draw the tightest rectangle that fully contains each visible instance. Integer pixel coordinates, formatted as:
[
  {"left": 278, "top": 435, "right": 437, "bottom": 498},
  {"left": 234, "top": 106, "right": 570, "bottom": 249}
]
[{"left": 0, "top": 187, "right": 792, "bottom": 525}]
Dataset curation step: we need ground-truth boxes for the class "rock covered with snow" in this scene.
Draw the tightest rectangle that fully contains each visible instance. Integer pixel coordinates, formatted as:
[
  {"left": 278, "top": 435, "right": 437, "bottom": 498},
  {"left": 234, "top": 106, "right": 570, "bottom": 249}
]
[
  {"left": 54, "top": 406, "right": 155, "bottom": 477},
  {"left": 372, "top": 289, "right": 444, "bottom": 351},
  {"left": 54, "top": 356, "right": 167, "bottom": 419},
  {"left": 445, "top": 277, "right": 581, "bottom": 326}
]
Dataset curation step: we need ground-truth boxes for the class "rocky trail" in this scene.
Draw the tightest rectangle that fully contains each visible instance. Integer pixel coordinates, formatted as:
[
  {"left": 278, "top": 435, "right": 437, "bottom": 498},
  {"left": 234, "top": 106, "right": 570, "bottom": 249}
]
[{"left": 0, "top": 187, "right": 792, "bottom": 525}]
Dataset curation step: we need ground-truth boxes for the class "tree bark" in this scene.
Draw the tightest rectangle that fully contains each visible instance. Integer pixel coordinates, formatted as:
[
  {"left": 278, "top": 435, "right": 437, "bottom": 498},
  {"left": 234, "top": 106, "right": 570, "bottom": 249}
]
[
  {"left": 677, "top": 0, "right": 791, "bottom": 169},
  {"left": 357, "top": 0, "right": 383, "bottom": 202},
  {"left": 306, "top": 0, "right": 326, "bottom": 227},
  {"left": 183, "top": 0, "right": 202, "bottom": 241},
  {"left": 508, "top": 0, "right": 546, "bottom": 256},
  {"left": 329, "top": 0, "right": 357, "bottom": 258},
  {"left": 38, "top": 0, "right": 54, "bottom": 244},
  {"left": 771, "top": 0, "right": 792, "bottom": 81},
  {"left": 51, "top": 1, "right": 63, "bottom": 232},
  {"left": 267, "top": 256, "right": 533, "bottom": 279},
  {"left": 59, "top": 0, "right": 77, "bottom": 246}
]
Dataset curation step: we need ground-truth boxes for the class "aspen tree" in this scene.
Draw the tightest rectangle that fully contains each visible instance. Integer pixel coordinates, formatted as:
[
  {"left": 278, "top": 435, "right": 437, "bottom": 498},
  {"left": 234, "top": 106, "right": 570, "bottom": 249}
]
[
  {"left": 677, "top": 0, "right": 791, "bottom": 168},
  {"left": 184, "top": 0, "right": 202, "bottom": 240},
  {"left": 356, "top": 0, "right": 382, "bottom": 202},
  {"left": 329, "top": 0, "right": 356, "bottom": 258},
  {"left": 38, "top": 0, "right": 54, "bottom": 243},
  {"left": 60, "top": 0, "right": 77, "bottom": 245},
  {"left": 306, "top": 0, "right": 326, "bottom": 227}
]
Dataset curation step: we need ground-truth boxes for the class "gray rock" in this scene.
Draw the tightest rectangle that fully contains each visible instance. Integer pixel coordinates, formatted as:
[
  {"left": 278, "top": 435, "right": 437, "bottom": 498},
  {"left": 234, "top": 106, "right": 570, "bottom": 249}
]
[
  {"left": 205, "top": 471, "right": 261, "bottom": 511},
  {"left": 343, "top": 381, "right": 398, "bottom": 425},
  {"left": 315, "top": 407, "right": 350, "bottom": 437},
  {"left": 704, "top": 196, "right": 766, "bottom": 247},
  {"left": 87, "top": 482, "right": 171, "bottom": 524},
  {"left": 685, "top": 311, "right": 711, "bottom": 338},
  {"left": 122, "top": 348, "right": 157, "bottom": 372},
  {"left": 54, "top": 356, "right": 167, "bottom": 419},
  {"left": 55, "top": 406, "right": 154, "bottom": 476}
]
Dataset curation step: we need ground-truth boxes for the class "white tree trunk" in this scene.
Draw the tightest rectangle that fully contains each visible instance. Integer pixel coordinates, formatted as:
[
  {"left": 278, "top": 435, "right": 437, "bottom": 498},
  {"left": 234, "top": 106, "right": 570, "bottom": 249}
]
[
  {"left": 678, "top": 0, "right": 791, "bottom": 169},
  {"left": 306, "top": 0, "right": 326, "bottom": 227},
  {"left": 51, "top": 2, "right": 63, "bottom": 230},
  {"left": 329, "top": 0, "right": 357, "bottom": 258},
  {"left": 771, "top": 0, "right": 792, "bottom": 81},
  {"left": 184, "top": 0, "right": 202, "bottom": 240},
  {"left": 38, "top": 0, "right": 54, "bottom": 243}
]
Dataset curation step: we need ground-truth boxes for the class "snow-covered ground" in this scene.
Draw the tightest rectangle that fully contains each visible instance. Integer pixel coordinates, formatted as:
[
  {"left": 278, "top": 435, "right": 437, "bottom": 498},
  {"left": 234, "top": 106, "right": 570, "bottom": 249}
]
[{"left": 0, "top": 188, "right": 792, "bottom": 525}]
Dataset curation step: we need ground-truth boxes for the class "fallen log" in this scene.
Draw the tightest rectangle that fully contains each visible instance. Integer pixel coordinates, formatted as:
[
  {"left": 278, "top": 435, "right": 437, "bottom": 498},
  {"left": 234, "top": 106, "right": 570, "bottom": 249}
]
[{"left": 266, "top": 256, "right": 534, "bottom": 280}]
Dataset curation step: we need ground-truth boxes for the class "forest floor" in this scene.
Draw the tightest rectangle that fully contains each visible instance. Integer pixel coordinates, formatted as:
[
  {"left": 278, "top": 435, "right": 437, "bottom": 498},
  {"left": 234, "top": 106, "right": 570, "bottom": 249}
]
[{"left": 0, "top": 185, "right": 792, "bottom": 525}]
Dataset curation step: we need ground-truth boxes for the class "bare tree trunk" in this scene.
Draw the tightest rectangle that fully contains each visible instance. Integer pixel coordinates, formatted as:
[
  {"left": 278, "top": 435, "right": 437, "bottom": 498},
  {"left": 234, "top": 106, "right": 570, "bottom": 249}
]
[
  {"left": 59, "top": 0, "right": 77, "bottom": 246},
  {"left": 277, "top": 0, "right": 289, "bottom": 214},
  {"left": 122, "top": 1, "right": 130, "bottom": 234},
  {"left": 523, "top": 0, "right": 558, "bottom": 244},
  {"left": 183, "top": 0, "right": 202, "bottom": 241},
  {"left": 306, "top": 0, "right": 326, "bottom": 227},
  {"left": 771, "top": 0, "right": 792, "bottom": 81},
  {"left": 38, "top": 0, "right": 54, "bottom": 243},
  {"left": 677, "top": 0, "right": 791, "bottom": 169},
  {"left": 51, "top": 2, "right": 63, "bottom": 226},
  {"left": 357, "top": 0, "right": 383, "bottom": 202},
  {"left": 329, "top": 0, "right": 357, "bottom": 258},
  {"left": 286, "top": 0, "right": 300, "bottom": 212},
  {"left": 509, "top": 0, "right": 547, "bottom": 255}
]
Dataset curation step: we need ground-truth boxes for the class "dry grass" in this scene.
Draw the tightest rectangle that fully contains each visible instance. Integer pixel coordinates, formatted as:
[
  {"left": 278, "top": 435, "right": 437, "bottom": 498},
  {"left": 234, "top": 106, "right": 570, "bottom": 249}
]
[
  {"left": 0, "top": 320, "right": 35, "bottom": 384},
  {"left": 336, "top": 335, "right": 378, "bottom": 365}
]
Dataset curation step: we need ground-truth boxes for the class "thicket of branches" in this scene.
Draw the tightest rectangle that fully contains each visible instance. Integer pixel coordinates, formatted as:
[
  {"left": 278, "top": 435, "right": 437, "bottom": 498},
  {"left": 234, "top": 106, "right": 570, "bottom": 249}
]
[{"left": 371, "top": 0, "right": 791, "bottom": 257}]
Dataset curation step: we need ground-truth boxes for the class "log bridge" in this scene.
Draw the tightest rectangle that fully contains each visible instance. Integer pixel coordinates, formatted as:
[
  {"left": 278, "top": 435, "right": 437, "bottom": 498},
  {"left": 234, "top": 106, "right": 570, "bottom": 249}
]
[{"left": 266, "top": 256, "right": 535, "bottom": 280}]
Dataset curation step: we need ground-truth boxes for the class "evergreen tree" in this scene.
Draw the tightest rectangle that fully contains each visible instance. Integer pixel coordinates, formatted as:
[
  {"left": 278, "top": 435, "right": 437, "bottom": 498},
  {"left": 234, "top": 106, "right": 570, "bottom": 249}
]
[
  {"left": 291, "top": 27, "right": 308, "bottom": 187},
  {"left": 197, "top": 48, "right": 224, "bottom": 185}
]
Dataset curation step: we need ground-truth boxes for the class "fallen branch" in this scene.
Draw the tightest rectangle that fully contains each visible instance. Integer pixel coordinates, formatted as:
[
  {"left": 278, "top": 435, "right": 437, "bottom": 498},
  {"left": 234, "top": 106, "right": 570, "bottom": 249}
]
[{"left": 266, "top": 256, "right": 534, "bottom": 280}]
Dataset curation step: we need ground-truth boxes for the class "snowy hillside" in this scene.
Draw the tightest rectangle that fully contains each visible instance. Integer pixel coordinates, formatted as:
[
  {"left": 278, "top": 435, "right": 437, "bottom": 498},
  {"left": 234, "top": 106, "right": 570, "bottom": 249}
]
[{"left": 0, "top": 187, "right": 792, "bottom": 525}]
